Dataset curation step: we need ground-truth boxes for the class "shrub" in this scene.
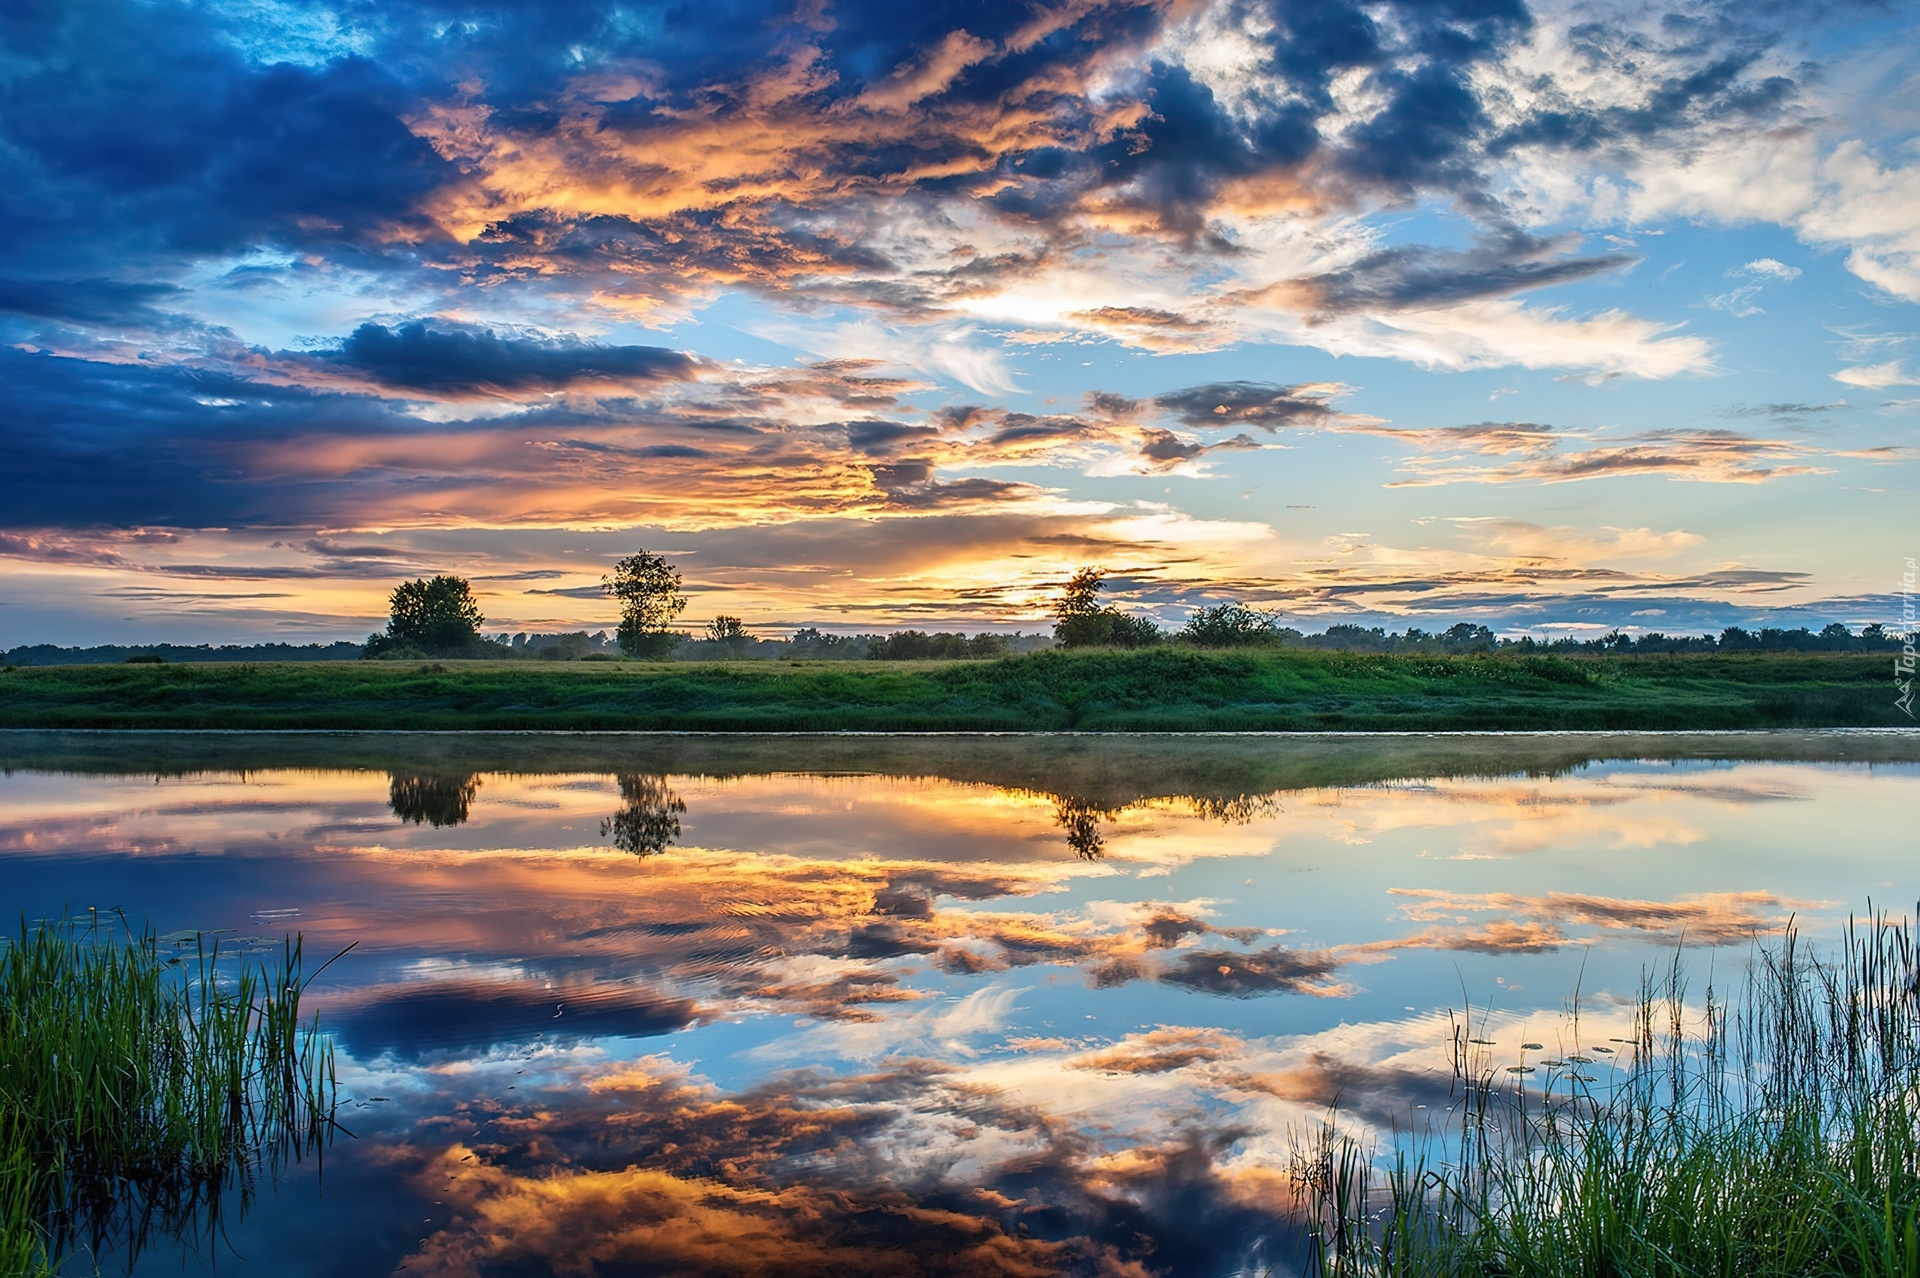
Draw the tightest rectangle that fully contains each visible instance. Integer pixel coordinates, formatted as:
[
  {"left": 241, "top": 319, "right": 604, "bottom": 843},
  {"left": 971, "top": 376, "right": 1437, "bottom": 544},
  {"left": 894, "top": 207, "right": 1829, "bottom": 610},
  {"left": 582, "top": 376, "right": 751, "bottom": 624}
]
[
  {"left": 1180, "top": 603, "right": 1282, "bottom": 647},
  {"left": 1054, "top": 611, "right": 1160, "bottom": 649}
]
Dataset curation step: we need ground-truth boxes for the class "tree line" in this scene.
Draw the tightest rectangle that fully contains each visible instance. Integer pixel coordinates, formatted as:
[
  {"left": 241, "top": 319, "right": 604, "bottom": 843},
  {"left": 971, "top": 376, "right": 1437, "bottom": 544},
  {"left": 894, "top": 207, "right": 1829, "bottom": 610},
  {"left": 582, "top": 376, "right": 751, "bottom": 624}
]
[{"left": 350, "top": 555, "right": 1914, "bottom": 662}]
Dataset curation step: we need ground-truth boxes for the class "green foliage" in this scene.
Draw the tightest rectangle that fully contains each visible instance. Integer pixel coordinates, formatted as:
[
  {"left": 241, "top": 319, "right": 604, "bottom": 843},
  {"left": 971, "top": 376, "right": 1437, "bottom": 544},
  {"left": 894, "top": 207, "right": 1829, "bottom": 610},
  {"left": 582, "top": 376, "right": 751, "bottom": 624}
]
[
  {"left": 0, "top": 649, "right": 1911, "bottom": 730},
  {"left": 1054, "top": 610, "right": 1161, "bottom": 649},
  {"left": 122, "top": 653, "right": 166, "bottom": 665},
  {"left": 0, "top": 916, "right": 338, "bottom": 1272},
  {"left": 1050, "top": 565, "right": 1161, "bottom": 648},
  {"left": 370, "top": 575, "right": 485, "bottom": 657},
  {"left": 1180, "top": 603, "right": 1283, "bottom": 647},
  {"left": 868, "top": 631, "right": 1008, "bottom": 660},
  {"left": 1292, "top": 910, "right": 1920, "bottom": 1278},
  {"left": 604, "top": 550, "right": 687, "bottom": 659},
  {"left": 1054, "top": 566, "right": 1107, "bottom": 621}
]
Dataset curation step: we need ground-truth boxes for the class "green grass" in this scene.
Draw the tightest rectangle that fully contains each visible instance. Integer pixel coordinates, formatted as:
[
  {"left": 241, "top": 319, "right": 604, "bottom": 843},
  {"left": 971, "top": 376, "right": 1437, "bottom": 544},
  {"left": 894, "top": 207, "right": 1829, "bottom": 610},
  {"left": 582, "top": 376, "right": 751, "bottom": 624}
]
[
  {"left": 0, "top": 915, "right": 339, "bottom": 1274},
  {"left": 0, "top": 648, "right": 1911, "bottom": 730},
  {"left": 1293, "top": 908, "right": 1920, "bottom": 1277}
]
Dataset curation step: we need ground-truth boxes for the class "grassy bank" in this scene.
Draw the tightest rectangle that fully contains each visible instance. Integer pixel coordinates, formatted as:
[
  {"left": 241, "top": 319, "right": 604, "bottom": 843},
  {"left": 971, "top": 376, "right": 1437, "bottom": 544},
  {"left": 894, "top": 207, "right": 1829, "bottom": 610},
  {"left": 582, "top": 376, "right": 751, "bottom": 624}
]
[
  {"left": 0, "top": 918, "right": 337, "bottom": 1273},
  {"left": 1294, "top": 910, "right": 1920, "bottom": 1277},
  {"left": 0, "top": 648, "right": 1912, "bottom": 732}
]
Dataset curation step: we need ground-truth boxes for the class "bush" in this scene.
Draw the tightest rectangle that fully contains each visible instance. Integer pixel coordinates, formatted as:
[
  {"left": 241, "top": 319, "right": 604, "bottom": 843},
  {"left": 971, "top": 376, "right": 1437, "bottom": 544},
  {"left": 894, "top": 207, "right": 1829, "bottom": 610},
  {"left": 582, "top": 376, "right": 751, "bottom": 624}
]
[
  {"left": 1179, "top": 604, "right": 1282, "bottom": 647},
  {"left": 1054, "top": 610, "right": 1160, "bottom": 649},
  {"left": 123, "top": 653, "right": 166, "bottom": 664}
]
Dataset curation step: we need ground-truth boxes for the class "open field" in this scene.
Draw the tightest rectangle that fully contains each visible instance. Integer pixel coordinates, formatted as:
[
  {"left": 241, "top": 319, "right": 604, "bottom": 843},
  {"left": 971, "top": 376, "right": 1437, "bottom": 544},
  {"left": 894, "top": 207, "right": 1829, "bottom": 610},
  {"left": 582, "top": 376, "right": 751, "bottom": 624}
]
[{"left": 0, "top": 648, "right": 1912, "bottom": 731}]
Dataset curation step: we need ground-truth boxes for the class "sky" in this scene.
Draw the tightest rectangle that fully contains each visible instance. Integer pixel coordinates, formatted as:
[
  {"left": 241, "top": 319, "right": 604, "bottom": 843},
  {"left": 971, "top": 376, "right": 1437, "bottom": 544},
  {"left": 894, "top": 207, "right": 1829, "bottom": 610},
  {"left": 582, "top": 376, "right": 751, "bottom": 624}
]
[{"left": 1, "top": 0, "right": 1917, "bottom": 645}]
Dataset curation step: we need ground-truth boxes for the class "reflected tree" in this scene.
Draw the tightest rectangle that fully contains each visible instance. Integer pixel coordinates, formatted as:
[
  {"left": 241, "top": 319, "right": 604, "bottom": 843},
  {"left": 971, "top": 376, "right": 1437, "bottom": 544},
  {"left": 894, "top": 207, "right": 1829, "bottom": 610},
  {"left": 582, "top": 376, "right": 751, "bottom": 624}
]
[
  {"left": 1053, "top": 796, "right": 1109, "bottom": 860},
  {"left": 388, "top": 773, "right": 481, "bottom": 827},
  {"left": 1187, "top": 793, "right": 1280, "bottom": 824},
  {"left": 602, "top": 774, "right": 687, "bottom": 857}
]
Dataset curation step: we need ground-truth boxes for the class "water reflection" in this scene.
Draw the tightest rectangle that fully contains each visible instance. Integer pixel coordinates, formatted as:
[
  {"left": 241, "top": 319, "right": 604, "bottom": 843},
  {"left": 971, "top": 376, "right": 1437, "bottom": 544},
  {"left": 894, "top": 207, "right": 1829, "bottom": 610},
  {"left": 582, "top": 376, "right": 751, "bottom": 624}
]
[
  {"left": 600, "top": 774, "right": 685, "bottom": 857},
  {"left": 1052, "top": 795, "right": 1110, "bottom": 859},
  {"left": 388, "top": 771, "right": 480, "bottom": 827},
  {"left": 0, "top": 731, "right": 1914, "bottom": 1277}
]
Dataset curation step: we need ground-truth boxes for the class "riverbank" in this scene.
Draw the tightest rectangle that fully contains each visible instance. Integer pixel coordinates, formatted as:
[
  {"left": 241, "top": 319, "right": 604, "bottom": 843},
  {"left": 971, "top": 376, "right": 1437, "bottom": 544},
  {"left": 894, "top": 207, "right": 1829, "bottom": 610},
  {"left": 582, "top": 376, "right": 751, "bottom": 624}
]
[{"left": 1, "top": 648, "right": 1910, "bottom": 731}]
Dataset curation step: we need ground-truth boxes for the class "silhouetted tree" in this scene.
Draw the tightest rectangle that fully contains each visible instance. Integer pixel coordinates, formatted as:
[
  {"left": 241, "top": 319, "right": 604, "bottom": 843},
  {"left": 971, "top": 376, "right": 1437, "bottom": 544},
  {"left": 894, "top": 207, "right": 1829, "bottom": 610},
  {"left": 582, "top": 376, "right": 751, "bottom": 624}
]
[
  {"left": 704, "top": 616, "right": 752, "bottom": 657},
  {"left": 1051, "top": 566, "right": 1160, "bottom": 649},
  {"left": 366, "top": 576, "right": 486, "bottom": 657},
  {"left": 389, "top": 772, "right": 481, "bottom": 827},
  {"left": 605, "top": 550, "right": 687, "bottom": 659},
  {"left": 602, "top": 774, "right": 686, "bottom": 857}
]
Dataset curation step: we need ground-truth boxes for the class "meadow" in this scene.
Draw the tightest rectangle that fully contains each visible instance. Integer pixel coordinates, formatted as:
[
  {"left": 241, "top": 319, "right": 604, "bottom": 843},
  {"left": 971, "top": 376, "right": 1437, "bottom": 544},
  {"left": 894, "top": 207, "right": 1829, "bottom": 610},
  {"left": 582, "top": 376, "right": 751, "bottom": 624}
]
[{"left": 0, "top": 647, "right": 1909, "bottom": 731}]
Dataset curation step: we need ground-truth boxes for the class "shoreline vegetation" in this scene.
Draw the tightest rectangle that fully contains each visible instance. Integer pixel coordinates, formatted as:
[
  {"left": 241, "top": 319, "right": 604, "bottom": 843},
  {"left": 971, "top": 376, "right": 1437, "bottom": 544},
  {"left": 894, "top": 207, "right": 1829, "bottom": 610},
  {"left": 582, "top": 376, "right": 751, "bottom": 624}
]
[
  {"left": 1294, "top": 909, "right": 1920, "bottom": 1277},
  {"left": 0, "top": 917, "right": 338, "bottom": 1275},
  {"left": 0, "top": 648, "right": 1913, "bottom": 731}
]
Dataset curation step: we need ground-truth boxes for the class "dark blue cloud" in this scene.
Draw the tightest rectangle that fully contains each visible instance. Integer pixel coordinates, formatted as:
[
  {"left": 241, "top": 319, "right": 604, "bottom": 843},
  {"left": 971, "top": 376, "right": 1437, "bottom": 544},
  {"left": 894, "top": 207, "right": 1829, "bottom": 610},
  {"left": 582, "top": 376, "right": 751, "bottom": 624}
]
[
  {"left": 312, "top": 323, "right": 698, "bottom": 395},
  {"left": 0, "top": 277, "right": 188, "bottom": 327},
  {"left": 0, "top": 4, "right": 449, "bottom": 268},
  {"left": 1155, "top": 383, "right": 1339, "bottom": 431},
  {"left": 1288, "top": 233, "right": 1632, "bottom": 316}
]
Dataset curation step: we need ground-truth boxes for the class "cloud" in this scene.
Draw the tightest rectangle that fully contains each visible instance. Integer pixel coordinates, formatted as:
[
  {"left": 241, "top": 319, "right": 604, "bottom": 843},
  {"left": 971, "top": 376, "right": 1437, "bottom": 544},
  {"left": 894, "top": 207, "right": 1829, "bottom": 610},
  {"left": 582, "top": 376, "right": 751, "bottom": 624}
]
[
  {"left": 1738, "top": 258, "right": 1801, "bottom": 281},
  {"left": 329, "top": 976, "right": 695, "bottom": 1059},
  {"left": 1833, "top": 361, "right": 1920, "bottom": 389},
  {"left": 1449, "top": 518, "right": 1704, "bottom": 562},
  {"left": 1383, "top": 426, "right": 1829, "bottom": 486},
  {"left": 294, "top": 323, "right": 701, "bottom": 398},
  {"left": 1153, "top": 381, "right": 1351, "bottom": 431},
  {"left": 388, "top": 1057, "right": 1292, "bottom": 1278},
  {"left": 1388, "top": 888, "right": 1805, "bottom": 946},
  {"left": 1256, "top": 233, "right": 1632, "bottom": 320}
]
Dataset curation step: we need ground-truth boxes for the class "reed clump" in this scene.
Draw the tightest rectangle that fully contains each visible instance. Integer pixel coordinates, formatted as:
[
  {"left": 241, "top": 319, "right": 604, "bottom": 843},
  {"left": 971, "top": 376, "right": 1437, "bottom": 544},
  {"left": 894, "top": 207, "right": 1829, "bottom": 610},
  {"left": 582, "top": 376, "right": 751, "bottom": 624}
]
[
  {"left": 1294, "top": 907, "right": 1920, "bottom": 1277},
  {"left": 0, "top": 915, "right": 340, "bottom": 1274}
]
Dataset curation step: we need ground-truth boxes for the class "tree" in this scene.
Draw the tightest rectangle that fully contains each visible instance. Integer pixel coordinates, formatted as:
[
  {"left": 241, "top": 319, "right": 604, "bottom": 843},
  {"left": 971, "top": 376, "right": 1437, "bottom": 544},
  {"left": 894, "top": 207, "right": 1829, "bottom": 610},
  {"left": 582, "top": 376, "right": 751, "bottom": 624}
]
[
  {"left": 604, "top": 550, "right": 687, "bottom": 659},
  {"left": 366, "top": 575, "right": 484, "bottom": 657},
  {"left": 705, "top": 616, "right": 751, "bottom": 657},
  {"left": 601, "top": 774, "right": 686, "bottom": 856},
  {"left": 388, "top": 772, "right": 480, "bottom": 827},
  {"left": 1055, "top": 567, "right": 1106, "bottom": 622},
  {"left": 1051, "top": 566, "right": 1160, "bottom": 649}
]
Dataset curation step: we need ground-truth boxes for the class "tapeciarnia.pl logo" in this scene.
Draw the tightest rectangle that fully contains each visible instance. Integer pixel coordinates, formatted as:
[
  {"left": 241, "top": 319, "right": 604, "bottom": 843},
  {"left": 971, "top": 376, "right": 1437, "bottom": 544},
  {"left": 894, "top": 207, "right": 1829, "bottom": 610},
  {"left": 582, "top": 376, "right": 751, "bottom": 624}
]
[{"left": 1897, "top": 557, "right": 1916, "bottom": 720}]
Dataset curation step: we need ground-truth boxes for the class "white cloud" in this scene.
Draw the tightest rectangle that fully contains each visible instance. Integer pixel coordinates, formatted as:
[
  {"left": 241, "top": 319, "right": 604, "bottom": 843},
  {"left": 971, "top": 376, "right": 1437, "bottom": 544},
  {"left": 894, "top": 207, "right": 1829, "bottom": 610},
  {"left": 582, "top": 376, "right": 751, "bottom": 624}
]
[
  {"left": 1737, "top": 258, "right": 1802, "bottom": 281},
  {"left": 1833, "top": 361, "right": 1920, "bottom": 389}
]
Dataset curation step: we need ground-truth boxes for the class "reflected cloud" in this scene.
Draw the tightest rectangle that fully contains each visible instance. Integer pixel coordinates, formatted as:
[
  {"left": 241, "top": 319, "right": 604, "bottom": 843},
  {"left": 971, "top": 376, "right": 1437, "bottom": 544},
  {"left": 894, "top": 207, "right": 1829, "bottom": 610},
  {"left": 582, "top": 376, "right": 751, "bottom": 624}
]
[
  {"left": 391, "top": 1055, "right": 1293, "bottom": 1278},
  {"left": 332, "top": 976, "right": 695, "bottom": 1060},
  {"left": 1388, "top": 889, "right": 1808, "bottom": 947}
]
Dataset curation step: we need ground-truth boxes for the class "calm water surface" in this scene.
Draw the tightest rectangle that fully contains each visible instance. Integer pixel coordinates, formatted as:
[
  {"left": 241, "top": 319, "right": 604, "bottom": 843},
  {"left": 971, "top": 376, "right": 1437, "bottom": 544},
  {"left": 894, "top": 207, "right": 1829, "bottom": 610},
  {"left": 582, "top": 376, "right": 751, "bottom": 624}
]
[{"left": 2, "top": 731, "right": 1916, "bottom": 1277}]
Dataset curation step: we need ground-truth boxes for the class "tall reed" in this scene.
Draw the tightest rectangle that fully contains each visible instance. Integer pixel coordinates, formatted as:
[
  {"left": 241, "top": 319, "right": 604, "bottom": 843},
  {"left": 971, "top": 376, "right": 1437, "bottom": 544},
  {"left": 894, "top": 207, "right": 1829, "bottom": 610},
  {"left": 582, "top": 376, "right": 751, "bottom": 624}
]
[
  {"left": 0, "top": 914, "right": 341, "bottom": 1274},
  {"left": 1293, "top": 906, "right": 1920, "bottom": 1277}
]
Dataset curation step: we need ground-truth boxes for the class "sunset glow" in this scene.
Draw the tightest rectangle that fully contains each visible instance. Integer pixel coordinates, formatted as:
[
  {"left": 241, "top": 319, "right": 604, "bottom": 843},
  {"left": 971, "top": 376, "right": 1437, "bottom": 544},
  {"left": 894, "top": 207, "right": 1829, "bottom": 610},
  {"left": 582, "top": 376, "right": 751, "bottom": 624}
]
[{"left": 3, "top": 0, "right": 1916, "bottom": 643}]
